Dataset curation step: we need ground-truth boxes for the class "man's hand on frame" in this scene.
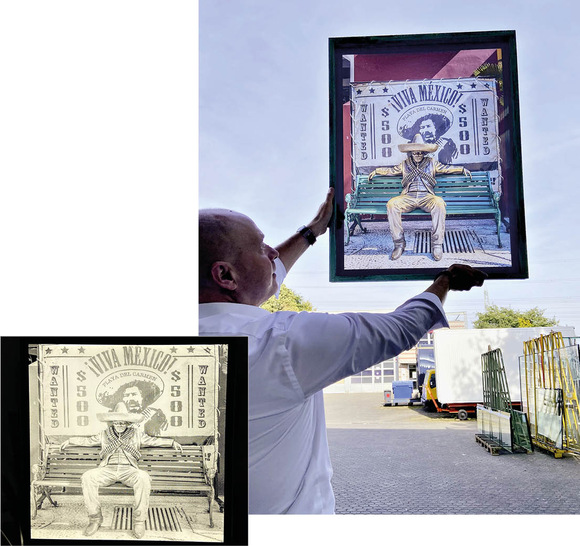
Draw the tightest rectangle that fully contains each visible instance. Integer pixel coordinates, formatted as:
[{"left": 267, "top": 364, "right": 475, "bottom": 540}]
[
  {"left": 307, "top": 188, "right": 335, "bottom": 237},
  {"left": 438, "top": 263, "right": 487, "bottom": 291}
]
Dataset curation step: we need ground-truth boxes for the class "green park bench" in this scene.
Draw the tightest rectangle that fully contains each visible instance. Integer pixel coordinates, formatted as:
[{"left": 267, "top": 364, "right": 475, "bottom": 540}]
[
  {"left": 344, "top": 170, "right": 502, "bottom": 247},
  {"left": 31, "top": 444, "right": 216, "bottom": 527}
]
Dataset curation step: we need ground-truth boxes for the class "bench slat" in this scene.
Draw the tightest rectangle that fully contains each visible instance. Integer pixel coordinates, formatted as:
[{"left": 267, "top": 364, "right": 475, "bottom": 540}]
[
  {"left": 35, "top": 480, "right": 212, "bottom": 491},
  {"left": 46, "top": 458, "right": 204, "bottom": 466},
  {"left": 46, "top": 464, "right": 204, "bottom": 474}
]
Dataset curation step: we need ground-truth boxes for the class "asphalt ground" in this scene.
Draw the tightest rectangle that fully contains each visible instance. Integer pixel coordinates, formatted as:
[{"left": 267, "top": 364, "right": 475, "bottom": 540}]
[{"left": 324, "top": 392, "right": 580, "bottom": 515}]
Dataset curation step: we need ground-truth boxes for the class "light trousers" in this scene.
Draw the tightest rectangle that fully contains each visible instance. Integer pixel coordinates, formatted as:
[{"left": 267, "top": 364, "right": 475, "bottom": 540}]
[
  {"left": 386, "top": 193, "right": 446, "bottom": 243},
  {"left": 81, "top": 464, "right": 151, "bottom": 521}
]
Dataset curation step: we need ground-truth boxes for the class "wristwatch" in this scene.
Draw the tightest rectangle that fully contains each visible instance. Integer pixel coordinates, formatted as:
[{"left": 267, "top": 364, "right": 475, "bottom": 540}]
[{"left": 297, "top": 225, "right": 316, "bottom": 245}]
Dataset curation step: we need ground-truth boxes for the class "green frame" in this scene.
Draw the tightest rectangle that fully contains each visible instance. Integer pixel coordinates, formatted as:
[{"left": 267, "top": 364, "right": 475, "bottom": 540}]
[{"left": 329, "top": 30, "right": 527, "bottom": 282}]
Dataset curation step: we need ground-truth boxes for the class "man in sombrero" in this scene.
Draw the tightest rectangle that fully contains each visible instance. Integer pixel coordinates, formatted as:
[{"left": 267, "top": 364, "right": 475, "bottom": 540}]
[
  {"left": 369, "top": 133, "right": 471, "bottom": 261},
  {"left": 60, "top": 401, "right": 183, "bottom": 539}
]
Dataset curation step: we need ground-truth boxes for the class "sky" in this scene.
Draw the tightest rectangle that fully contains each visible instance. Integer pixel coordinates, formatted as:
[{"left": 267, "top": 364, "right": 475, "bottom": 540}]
[
  {"left": 1, "top": 1, "right": 579, "bottom": 544},
  {"left": 200, "top": 0, "right": 580, "bottom": 334}
]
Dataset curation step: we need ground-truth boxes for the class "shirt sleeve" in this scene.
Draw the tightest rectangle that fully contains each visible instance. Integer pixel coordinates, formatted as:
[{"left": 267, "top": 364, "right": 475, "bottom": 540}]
[
  {"left": 375, "top": 164, "right": 403, "bottom": 176},
  {"left": 284, "top": 292, "right": 448, "bottom": 397},
  {"left": 433, "top": 161, "right": 465, "bottom": 175},
  {"left": 67, "top": 433, "right": 102, "bottom": 446},
  {"left": 139, "top": 430, "right": 174, "bottom": 448}
]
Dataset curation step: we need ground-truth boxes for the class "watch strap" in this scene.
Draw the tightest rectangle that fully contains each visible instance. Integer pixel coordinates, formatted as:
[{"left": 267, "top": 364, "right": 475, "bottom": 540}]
[{"left": 297, "top": 225, "right": 316, "bottom": 245}]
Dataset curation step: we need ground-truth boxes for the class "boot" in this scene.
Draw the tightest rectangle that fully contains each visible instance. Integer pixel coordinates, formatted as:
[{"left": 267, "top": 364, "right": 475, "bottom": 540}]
[
  {"left": 84, "top": 513, "right": 103, "bottom": 536},
  {"left": 390, "top": 238, "right": 405, "bottom": 260},
  {"left": 133, "top": 520, "right": 146, "bottom": 539},
  {"left": 432, "top": 244, "right": 443, "bottom": 261}
]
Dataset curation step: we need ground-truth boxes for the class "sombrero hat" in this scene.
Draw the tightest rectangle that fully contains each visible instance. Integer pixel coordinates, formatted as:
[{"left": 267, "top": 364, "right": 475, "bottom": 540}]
[
  {"left": 398, "top": 133, "right": 438, "bottom": 153},
  {"left": 97, "top": 402, "right": 144, "bottom": 423}
]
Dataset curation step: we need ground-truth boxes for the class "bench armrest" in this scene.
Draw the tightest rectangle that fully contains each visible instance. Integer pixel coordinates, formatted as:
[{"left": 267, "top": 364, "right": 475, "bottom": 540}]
[{"left": 31, "top": 463, "right": 45, "bottom": 484}]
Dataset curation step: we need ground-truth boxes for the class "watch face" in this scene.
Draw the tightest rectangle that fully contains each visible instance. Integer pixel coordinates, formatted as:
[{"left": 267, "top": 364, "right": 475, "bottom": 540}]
[{"left": 299, "top": 227, "right": 316, "bottom": 244}]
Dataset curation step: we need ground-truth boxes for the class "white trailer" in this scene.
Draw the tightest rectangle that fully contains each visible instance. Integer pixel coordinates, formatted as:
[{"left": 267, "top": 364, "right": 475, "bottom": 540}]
[{"left": 432, "top": 326, "right": 576, "bottom": 417}]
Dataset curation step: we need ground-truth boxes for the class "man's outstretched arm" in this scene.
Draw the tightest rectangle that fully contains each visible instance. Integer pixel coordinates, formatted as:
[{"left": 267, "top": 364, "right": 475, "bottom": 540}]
[
  {"left": 275, "top": 188, "right": 334, "bottom": 273},
  {"left": 140, "top": 431, "right": 183, "bottom": 453},
  {"left": 369, "top": 164, "right": 403, "bottom": 180},
  {"left": 60, "top": 433, "right": 102, "bottom": 451},
  {"left": 284, "top": 263, "right": 487, "bottom": 397}
]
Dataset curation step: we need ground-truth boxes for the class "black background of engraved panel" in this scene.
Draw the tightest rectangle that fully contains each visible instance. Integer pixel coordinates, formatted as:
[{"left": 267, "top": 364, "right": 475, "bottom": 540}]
[{"left": 1, "top": 336, "right": 249, "bottom": 546}]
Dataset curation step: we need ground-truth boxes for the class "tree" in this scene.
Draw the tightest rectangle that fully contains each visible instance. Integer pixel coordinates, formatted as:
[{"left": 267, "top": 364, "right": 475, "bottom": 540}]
[
  {"left": 261, "top": 284, "right": 315, "bottom": 312},
  {"left": 474, "top": 305, "right": 558, "bottom": 329}
]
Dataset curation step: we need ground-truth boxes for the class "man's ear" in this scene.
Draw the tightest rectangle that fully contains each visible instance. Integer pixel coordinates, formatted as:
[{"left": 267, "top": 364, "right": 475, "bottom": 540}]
[{"left": 210, "top": 261, "right": 237, "bottom": 292}]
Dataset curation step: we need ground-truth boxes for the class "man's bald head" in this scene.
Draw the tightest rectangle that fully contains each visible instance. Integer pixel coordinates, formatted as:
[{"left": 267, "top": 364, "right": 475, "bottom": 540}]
[
  {"left": 199, "top": 209, "right": 280, "bottom": 305},
  {"left": 199, "top": 209, "right": 247, "bottom": 285}
]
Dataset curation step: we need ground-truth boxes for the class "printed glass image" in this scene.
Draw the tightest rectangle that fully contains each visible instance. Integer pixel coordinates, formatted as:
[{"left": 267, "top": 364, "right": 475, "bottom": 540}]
[
  {"left": 29, "top": 343, "right": 227, "bottom": 543},
  {"left": 330, "top": 32, "right": 527, "bottom": 281}
]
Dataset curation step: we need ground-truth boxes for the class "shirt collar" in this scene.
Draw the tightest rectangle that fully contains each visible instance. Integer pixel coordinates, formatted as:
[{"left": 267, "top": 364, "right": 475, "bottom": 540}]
[{"left": 199, "top": 302, "right": 271, "bottom": 319}]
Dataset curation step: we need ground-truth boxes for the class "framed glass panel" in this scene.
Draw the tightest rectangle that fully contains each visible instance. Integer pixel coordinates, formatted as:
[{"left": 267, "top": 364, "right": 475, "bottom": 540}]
[{"left": 329, "top": 31, "right": 527, "bottom": 281}]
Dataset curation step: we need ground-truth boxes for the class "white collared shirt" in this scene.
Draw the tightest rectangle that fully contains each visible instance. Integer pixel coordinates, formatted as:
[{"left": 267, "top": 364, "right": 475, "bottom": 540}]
[{"left": 199, "top": 259, "right": 448, "bottom": 514}]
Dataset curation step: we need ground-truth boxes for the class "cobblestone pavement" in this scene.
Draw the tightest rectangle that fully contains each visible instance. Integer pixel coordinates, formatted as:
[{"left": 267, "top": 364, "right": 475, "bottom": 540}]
[
  {"left": 324, "top": 393, "right": 580, "bottom": 515},
  {"left": 31, "top": 494, "right": 223, "bottom": 542}
]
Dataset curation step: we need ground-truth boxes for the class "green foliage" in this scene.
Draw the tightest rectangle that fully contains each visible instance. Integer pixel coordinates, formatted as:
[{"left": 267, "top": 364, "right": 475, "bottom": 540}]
[
  {"left": 474, "top": 305, "right": 558, "bottom": 329},
  {"left": 261, "top": 284, "right": 315, "bottom": 313},
  {"left": 473, "top": 62, "right": 504, "bottom": 106}
]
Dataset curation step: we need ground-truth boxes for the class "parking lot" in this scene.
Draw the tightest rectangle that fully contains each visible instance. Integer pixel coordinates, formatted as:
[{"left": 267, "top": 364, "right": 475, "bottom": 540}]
[{"left": 324, "top": 392, "right": 580, "bottom": 515}]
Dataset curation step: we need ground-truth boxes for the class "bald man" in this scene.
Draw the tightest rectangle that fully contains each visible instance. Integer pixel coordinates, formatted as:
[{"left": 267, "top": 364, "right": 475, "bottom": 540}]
[
  {"left": 199, "top": 189, "right": 486, "bottom": 514},
  {"left": 199, "top": 191, "right": 334, "bottom": 306}
]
